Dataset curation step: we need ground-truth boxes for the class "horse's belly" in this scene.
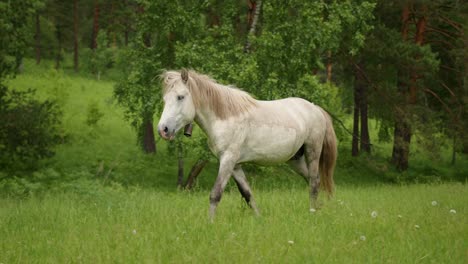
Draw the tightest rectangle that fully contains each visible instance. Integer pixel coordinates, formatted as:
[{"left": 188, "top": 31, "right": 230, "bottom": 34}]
[{"left": 239, "top": 124, "right": 303, "bottom": 164}]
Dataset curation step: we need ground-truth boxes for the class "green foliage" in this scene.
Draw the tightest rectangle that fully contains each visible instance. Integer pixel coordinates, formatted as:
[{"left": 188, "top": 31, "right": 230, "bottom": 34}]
[
  {"left": 0, "top": 168, "right": 125, "bottom": 199},
  {"left": 2, "top": 60, "right": 466, "bottom": 198},
  {"left": 85, "top": 100, "right": 104, "bottom": 127},
  {"left": 114, "top": 0, "right": 206, "bottom": 149},
  {"left": 254, "top": 1, "right": 375, "bottom": 94},
  {"left": 44, "top": 68, "right": 70, "bottom": 106},
  {"left": 0, "top": 0, "right": 43, "bottom": 80},
  {"left": 0, "top": 85, "right": 63, "bottom": 172},
  {"left": 2, "top": 0, "right": 467, "bottom": 192},
  {"left": 84, "top": 32, "right": 116, "bottom": 80},
  {"left": 113, "top": 44, "right": 162, "bottom": 138}
]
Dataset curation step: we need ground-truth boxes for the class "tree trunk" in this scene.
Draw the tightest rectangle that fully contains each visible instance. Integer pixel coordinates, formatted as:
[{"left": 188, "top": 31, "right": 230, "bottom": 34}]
[
  {"left": 392, "top": 113, "right": 411, "bottom": 171},
  {"left": 141, "top": 120, "right": 156, "bottom": 154},
  {"left": 359, "top": 74, "right": 371, "bottom": 153},
  {"left": 451, "top": 135, "right": 456, "bottom": 165},
  {"left": 123, "top": 0, "right": 130, "bottom": 46},
  {"left": 124, "top": 29, "right": 129, "bottom": 46},
  {"left": 55, "top": 25, "right": 62, "bottom": 69},
  {"left": 167, "top": 32, "right": 175, "bottom": 68},
  {"left": 352, "top": 80, "right": 360, "bottom": 157},
  {"left": 409, "top": 6, "right": 427, "bottom": 104},
  {"left": 391, "top": 3, "right": 411, "bottom": 170},
  {"left": 143, "top": 33, "right": 151, "bottom": 47},
  {"left": 91, "top": 0, "right": 99, "bottom": 49},
  {"left": 244, "top": 0, "right": 262, "bottom": 53},
  {"left": 184, "top": 159, "right": 208, "bottom": 190},
  {"left": 247, "top": 0, "right": 256, "bottom": 27},
  {"left": 326, "top": 51, "right": 333, "bottom": 83},
  {"left": 207, "top": 5, "right": 220, "bottom": 27},
  {"left": 73, "top": 0, "right": 79, "bottom": 72},
  {"left": 392, "top": 4, "right": 428, "bottom": 171},
  {"left": 35, "top": 13, "right": 41, "bottom": 65},
  {"left": 177, "top": 156, "right": 184, "bottom": 187}
]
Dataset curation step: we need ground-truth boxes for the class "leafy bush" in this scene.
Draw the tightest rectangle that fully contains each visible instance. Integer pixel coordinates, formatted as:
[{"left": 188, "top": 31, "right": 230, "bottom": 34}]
[
  {"left": 83, "top": 32, "right": 115, "bottom": 80},
  {"left": 86, "top": 101, "right": 104, "bottom": 127},
  {"left": 0, "top": 168, "right": 126, "bottom": 199},
  {"left": 0, "top": 85, "right": 63, "bottom": 172}
]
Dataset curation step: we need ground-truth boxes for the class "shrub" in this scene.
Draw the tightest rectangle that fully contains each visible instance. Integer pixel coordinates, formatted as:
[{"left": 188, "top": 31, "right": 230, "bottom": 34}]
[
  {"left": 0, "top": 85, "right": 63, "bottom": 172},
  {"left": 86, "top": 101, "right": 104, "bottom": 127},
  {"left": 83, "top": 32, "right": 115, "bottom": 80}
]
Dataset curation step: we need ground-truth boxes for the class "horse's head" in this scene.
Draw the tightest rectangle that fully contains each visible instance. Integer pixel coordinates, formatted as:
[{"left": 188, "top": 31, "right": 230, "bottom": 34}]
[{"left": 158, "top": 69, "right": 196, "bottom": 140}]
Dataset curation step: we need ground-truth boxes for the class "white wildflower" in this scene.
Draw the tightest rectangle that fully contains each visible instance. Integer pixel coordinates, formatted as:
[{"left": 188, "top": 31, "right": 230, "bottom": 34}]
[
  {"left": 310, "top": 208, "right": 316, "bottom": 213},
  {"left": 132, "top": 229, "right": 137, "bottom": 235},
  {"left": 414, "top": 225, "right": 420, "bottom": 229},
  {"left": 360, "top": 235, "right": 366, "bottom": 241},
  {"left": 288, "top": 240, "right": 294, "bottom": 245},
  {"left": 371, "top": 211, "right": 378, "bottom": 218},
  {"left": 450, "top": 209, "right": 456, "bottom": 214},
  {"left": 397, "top": 215, "right": 403, "bottom": 218},
  {"left": 431, "top": 201, "right": 438, "bottom": 206}
]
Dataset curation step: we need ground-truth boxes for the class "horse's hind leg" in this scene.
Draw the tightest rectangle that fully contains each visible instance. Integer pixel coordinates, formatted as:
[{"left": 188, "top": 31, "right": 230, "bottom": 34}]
[
  {"left": 305, "top": 144, "right": 322, "bottom": 211},
  {"left": 287, "top": 155, "right": 309, "bottom": 183},
  {"left": 232, "top": 165, "right": 260, "bottom": 215}
]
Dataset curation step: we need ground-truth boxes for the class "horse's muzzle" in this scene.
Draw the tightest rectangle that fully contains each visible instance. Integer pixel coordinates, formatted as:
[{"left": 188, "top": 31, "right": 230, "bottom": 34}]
[
  {"left": 158, "top": 126, "right": 175, "bottom": 141},
  {"left": 158, "top": 123, "right": 192, "bottom": 140}
]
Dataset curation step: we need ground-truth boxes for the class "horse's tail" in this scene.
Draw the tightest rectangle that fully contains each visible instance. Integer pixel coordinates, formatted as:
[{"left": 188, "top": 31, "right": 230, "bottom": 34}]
[{"left": 318, "top": 108, "right": 337, "bottom": 196}]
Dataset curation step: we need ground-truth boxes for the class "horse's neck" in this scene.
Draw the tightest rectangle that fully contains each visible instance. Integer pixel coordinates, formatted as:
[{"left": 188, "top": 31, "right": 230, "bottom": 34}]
[{"left": 194, "top": 108, "right": 218, "bottom": 139}]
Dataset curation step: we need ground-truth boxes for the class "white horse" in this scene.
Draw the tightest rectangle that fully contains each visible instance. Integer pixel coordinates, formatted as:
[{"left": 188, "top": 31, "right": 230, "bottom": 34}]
[{"left": 158, "top": 69, "right": 337, "bottom": 220}]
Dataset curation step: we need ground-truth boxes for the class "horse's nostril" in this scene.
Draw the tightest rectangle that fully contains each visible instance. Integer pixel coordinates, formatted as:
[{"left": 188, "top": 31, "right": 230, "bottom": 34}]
[{"left": 163, "top": 126, "right": 169, "bottom": 133}]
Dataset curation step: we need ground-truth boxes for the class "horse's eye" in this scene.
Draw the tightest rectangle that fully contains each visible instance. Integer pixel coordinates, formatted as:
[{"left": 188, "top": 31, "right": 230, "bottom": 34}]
[{"left": 177, "top": 95, "right": 185, "bottom": 101}]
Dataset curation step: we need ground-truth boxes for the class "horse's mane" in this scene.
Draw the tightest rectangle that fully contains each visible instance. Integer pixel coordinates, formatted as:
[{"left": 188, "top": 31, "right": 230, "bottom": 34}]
[{"left": 161, "top": 70, "right": 258, "bottom": 120}]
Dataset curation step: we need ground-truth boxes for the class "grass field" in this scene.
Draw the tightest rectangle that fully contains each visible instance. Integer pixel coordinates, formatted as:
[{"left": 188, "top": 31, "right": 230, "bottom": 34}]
[
  {"left": 1, "top": 60, "right": 467, "bottom": 263},
  {"left": 1, "top": 184, "right": 467, "bottom": 263}
]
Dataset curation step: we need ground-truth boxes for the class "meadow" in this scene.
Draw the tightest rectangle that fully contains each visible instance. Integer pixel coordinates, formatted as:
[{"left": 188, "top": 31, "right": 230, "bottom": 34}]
[
  {"left": 1, "top": 184, "right": 467, "bottom": 263},
  {"left": 1, "top": 60, "right": 467, "bottom": 263}
]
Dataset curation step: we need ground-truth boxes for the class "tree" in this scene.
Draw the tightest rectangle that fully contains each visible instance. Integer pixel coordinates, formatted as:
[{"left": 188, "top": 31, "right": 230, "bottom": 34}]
[
  {"left": 73, "top": 0, "right": 79, "bottom": 72},
  {"left": 355, "top": 0, "right": 465, "bottom": 171},
  {"left": 244, "top": 0, "right": 262, "bottom": 53},
  {"left": 114, "top": 0, "right": 203, "bottom": 154},
  {"left": 0, "top": 0, "right": 44, "bottom": 77},
  {"left": 35, "top": 11, "right": 41, "bottom": 64},
  {"left": 0, "top": 0, "right": 62, "bottom": 173},
  {"left": 90, "top": 0, "right": 99, "bottom": 50}
]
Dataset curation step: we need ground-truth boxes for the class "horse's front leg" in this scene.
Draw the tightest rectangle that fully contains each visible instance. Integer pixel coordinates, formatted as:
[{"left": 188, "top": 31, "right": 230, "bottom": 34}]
[{"left": 209, "top": 152, "right": 238, "bottom": 221}]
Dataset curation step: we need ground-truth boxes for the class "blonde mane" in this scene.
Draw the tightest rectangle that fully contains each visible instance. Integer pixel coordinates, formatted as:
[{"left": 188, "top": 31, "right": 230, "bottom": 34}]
[{"left": 162, "top": 70, "right": 258, "bottom": 119}]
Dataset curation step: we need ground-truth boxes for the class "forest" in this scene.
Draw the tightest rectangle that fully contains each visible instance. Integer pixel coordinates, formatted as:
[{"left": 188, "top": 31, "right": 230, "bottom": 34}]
[
  {"left": 0, "top": 0, "right": 467, "bottom": 262},
  {"left": 1, "top": 0, "right": 466, "bottom": 182}
]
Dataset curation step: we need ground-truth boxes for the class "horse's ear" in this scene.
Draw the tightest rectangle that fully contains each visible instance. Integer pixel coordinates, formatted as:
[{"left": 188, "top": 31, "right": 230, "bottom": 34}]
[{"left": 181, "top": 69, "right": 189, "bottom": 84}]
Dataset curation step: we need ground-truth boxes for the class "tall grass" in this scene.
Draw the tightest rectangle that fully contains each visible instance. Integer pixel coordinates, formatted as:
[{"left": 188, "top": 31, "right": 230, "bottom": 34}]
[{"left": 1, "top": 184, "right": 466, "bottom": 263}]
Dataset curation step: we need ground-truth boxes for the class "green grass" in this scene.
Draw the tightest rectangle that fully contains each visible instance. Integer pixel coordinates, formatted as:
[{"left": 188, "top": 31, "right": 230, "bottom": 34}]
[
  {"left": 1, "top": 184, "right": 467, "bottom": 263},
  {"left": 1, "top": 59, "right": 467, "bottom": 263}
]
